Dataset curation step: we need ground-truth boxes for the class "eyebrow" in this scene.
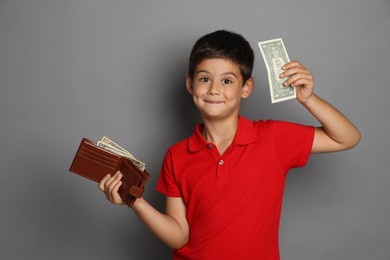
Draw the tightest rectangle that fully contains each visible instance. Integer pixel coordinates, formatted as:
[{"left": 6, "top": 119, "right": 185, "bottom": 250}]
[{"left": 195, "top": 70, "right": 239, "bottom": 78}]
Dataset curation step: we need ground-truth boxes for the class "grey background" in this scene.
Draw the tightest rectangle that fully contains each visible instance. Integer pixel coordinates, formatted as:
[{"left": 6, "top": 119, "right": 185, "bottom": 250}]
[{"left": 0, "top": 0, "right": 389, "bottom": 259}]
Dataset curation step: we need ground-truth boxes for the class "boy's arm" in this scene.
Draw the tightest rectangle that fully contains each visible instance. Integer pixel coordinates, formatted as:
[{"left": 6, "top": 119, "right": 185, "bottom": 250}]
[
  {"left": 132, "top": 197, "right": 189, "bottom": 249},
  {"left": 302, "top": 94, "right": 360, "bottom": 153},
  {"left": 281, "top": 61, "right": 361, "bottom": 153},
  {"left": 99, "top": 172, "right": 189, "bottom": 249}
]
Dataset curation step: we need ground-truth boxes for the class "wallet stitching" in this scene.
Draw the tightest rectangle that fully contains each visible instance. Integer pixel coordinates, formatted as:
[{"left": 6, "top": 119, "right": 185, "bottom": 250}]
[
  {"left": 79, "top": 147, "right": 119, "bottom": 162},
  {"left": 78, "top": 149, "right": 119, "bottom": 167},
  {"left": 76, "top": 153, "right": 118, "bottom": 170}
]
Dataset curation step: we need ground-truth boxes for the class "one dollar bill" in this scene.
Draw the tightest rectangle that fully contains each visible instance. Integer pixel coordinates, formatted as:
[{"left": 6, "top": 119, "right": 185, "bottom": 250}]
[
  {"left": 258, "top": 38, "right": 296, "bottom": 103},
  {"left": 100, "top": 136, "right": 134, "bottom": 159}
]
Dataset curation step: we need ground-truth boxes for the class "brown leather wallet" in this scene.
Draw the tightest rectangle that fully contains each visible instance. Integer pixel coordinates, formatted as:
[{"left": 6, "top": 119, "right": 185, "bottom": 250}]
[{"left": 69, "top": 138, "right": 149, "bottom": 207}]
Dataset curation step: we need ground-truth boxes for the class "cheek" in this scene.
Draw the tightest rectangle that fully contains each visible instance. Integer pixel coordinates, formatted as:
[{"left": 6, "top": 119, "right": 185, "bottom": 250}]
[
  {"left": 192, "top": 84, "right": 208, "bottom": 96},
  {"left": 226, "top": 89, "right": 241, "bottom": 99}
]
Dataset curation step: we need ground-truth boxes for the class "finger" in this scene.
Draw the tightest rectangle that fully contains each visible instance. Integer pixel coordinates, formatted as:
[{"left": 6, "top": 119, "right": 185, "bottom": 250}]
[
  {"left": 105, "top": 172, "right": 123, "bottom": 200},
  {"left": 284, "top": 73, "right": 313, "bottom": 87},
  {"left": 107, "top": 172, "right": 123, "bottom": 192},
  {"left": 103, "top": 171, "right": 121, "bottom": 190},
  {"left": 112, "top": 180, "right": 122, "bottom": 193},
  {"left": 286, "top": 77, "right": 313, "bottom": 88},
  {"left": 99, "top": 174, "right": 112, "bottom": 191},
  {"left": 110, "top": 181, "right": 124, "bottom": 204},
  {"left": 106, "top": 179, "right": 123, "bottom": 204},
  {"left": 280, "top": 67, "right": 310, "bottom": 79},
  {"left": 287, "top": 70, "right": 312, "bottom": 81},
  {"left": 282, "top": 60, "right": 303, "bottom": 70},
  {"left": 294, "top": 79, "right": 312, "bottom": 88}
]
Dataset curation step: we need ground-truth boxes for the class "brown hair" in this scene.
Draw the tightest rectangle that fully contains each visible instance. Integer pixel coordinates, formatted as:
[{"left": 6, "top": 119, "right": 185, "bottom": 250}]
[{"left": 188, "top": 30, "right": 254, "bottom": 84}]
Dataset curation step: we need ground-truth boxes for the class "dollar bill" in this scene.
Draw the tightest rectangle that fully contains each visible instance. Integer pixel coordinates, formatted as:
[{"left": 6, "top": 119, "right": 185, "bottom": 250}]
[
  {"left": 100, "top": 136, "right": 134, "bottom": 158},
  {"left": 258, "top": 38, "right": 296, "bottom": 103},
  {"left": 97, "top": 141, "right": 146, "bottom": 172}
]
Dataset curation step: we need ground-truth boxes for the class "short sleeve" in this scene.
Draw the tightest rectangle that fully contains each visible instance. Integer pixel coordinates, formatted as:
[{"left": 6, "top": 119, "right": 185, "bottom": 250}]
[
  {"left": 156, "top": 149, "right": 182, "bottom": 197},
  {"left": 270, "top": 120, "right": 315, "bottom": 173}
]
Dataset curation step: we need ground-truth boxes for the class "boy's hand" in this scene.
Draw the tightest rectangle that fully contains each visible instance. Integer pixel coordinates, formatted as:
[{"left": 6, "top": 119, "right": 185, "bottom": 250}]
[
  {"left": 280, "top": 61, "right": 314, "bottom": 104},
  {"left": 99, "top": 171, "right": 125, "bottom": 205}
]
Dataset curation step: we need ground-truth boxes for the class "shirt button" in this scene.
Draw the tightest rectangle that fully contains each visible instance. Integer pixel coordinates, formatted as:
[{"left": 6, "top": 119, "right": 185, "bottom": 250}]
[
  {"left": 207, "top": 144, "right": 213, "bottom": 149},
  {"left": 219, "top": 160, "right": 224, "bottom": 165}
]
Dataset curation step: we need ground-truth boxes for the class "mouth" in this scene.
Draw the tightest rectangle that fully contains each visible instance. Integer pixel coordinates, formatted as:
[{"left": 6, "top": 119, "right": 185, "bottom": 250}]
[{"left": 204, "top": 99, "right": 223, "bottom": 104}]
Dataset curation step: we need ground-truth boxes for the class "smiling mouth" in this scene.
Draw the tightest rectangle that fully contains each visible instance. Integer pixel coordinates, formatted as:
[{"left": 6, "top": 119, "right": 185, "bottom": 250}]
[{"left": 205, "top": 100, "right": 223, "bottom": 104}]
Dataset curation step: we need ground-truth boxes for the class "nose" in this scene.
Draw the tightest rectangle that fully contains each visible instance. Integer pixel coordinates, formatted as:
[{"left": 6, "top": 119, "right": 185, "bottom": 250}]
[{"left": 208, "top": 81, "right": 220, "bottom": 95}]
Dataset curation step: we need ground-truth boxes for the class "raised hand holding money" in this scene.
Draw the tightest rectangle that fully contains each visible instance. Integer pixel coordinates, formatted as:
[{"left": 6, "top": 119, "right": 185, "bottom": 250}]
[{"left": 278, "top": 60, "right": 314, "bottom": 104}]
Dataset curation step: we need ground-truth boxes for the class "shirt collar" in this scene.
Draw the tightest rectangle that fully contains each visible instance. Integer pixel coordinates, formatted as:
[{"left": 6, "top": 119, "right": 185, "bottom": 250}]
[{"left": 188, "top": 116, "right": 257, "bottom": 152}]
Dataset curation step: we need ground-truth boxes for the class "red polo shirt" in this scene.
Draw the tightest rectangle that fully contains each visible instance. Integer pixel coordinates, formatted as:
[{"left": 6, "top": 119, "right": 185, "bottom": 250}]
[{"left": 156, "top": 116, "right": 314, "bottom": 260}]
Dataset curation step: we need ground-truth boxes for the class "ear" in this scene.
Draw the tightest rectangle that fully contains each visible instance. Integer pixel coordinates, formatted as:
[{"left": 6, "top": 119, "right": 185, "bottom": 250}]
[
  {"left": 241, "top": 77, "right": 254, "bottom": 99},
  {"left": 185, "top": 73, "right": 193, "bottom": 95}
]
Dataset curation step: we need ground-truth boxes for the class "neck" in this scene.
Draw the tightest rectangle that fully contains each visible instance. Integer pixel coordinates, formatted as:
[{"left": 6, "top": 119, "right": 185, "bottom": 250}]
[{"left": 201, "top": 115, "right": 239, "bottom": 154}]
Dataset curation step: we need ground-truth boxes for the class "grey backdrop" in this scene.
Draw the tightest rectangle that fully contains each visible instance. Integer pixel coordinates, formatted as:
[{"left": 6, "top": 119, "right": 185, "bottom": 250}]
[{"left": 1, "top": 0, "right": 389, "bottom": 259}]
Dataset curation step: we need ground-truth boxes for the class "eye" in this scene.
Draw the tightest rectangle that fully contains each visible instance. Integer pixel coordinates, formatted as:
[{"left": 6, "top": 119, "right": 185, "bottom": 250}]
[
  {"left": 222, "top": 78, "right": 233, "bottom": 84},
  {"left": 199, "top": 77, "right": 211, "bottom": 83}
]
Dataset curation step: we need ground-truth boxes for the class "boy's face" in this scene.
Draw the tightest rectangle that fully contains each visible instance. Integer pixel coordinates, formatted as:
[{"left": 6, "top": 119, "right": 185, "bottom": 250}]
[{"left": 186, "top": 58, "right": 253, "bottom": 121}]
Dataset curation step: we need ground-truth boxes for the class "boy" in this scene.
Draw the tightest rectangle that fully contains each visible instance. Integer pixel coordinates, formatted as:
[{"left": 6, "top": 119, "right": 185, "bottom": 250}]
[{"left": 99, "top": 30, "right": 361, "bottom": 259}]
